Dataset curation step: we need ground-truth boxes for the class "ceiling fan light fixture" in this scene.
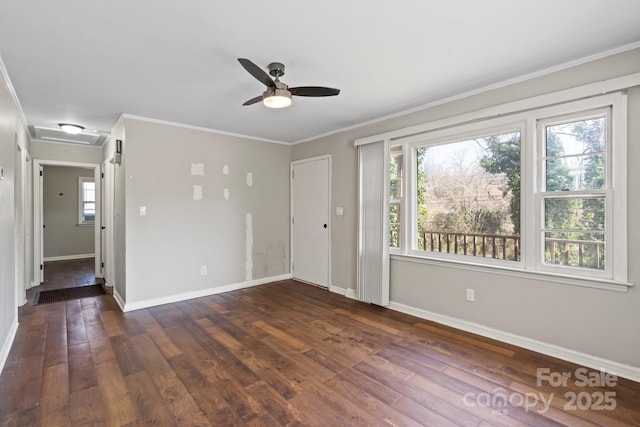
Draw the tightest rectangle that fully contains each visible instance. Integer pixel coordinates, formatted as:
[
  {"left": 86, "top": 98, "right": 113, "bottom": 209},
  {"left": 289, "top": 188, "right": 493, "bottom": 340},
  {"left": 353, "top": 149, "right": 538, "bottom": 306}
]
[
  {"left": 263, "top": 89, "right": 292, "bottom": 109},
  {"left": 58, "top": 123, "right": 85, "bottom": 134}
]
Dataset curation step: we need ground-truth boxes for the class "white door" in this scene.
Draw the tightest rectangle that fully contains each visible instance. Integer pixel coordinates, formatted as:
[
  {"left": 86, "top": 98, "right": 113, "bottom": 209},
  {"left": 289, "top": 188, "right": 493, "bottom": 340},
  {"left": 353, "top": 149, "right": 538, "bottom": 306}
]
[{"left": 291, "top": 156, "right": 330, "bottom": 287}]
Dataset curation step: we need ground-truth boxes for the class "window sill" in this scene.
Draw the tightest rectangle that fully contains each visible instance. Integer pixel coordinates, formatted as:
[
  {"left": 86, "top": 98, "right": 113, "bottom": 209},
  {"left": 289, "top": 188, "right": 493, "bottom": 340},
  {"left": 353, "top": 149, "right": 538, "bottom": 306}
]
[{"left": 390, "top": 253, "right": 633, "bottom": 293}]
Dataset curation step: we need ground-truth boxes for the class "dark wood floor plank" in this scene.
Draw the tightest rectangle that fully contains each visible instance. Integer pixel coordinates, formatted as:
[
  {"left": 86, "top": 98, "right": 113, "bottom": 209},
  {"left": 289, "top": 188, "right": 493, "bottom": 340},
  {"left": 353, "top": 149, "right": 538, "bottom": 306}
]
[
  {"left": 69, "top": 385, "right": 108, "bottom": 426},
  {"left": 124, "top": 370, "right": 176, "bottom": 427},
  {"left": 167, "top": 353, "right": 244, "bottom": 425},
  {"left": 110, "top": 335, "right": 145, "bottom": 377},
  {"left": 195, "top": 317, "right": 298, "bottom": 401},
  {"left": 94, "top": 359, "right": 139, "bottom": 425},
  {"left": 36, "top": 363, "right": 71, "bottom": 426},
  {"left": 322, "top": 374, "right": 426, "bottom": 427},
  {"left": 2, "top": 268, "right": 640, "bottom": 426},
  {"left": 127, "top": 333, "right": 212, "bottom": 426},
  {"left": 68, "top": 342, "right": 98, "bottom": 393},
  {"left": 244, "top": 380, "right": 306, "bottom": 426}
]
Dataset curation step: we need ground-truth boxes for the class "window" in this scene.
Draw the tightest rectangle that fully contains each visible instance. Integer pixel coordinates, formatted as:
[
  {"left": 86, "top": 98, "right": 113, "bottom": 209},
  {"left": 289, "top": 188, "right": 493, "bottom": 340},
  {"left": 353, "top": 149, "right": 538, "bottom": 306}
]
[
  {"left": 78, "top": 177, "right": 95, "bottom": 224},
  {"left": 415, "top": 130, "right": 521, "bottom": 262},
  {"left": 386, "top": 91, "right": 628, "bottom": 288},
  {"left": 389, "top": 145, "right": 403, "bottom": 248},
  {"left": 539, "top": 111, "right": 608, "bottom": 273}
]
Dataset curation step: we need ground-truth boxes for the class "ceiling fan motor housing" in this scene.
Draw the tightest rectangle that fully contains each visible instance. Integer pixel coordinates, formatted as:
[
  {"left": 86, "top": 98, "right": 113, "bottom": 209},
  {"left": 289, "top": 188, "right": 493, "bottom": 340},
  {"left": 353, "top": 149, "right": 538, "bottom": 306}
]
[{"left": 268, "top": 62, "right": 286, "bottom": 78}]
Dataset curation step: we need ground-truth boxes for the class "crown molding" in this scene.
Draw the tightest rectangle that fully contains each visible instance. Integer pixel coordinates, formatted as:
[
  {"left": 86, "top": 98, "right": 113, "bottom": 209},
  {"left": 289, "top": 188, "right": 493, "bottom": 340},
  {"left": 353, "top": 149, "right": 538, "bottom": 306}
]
[
  {"left": 115, "top": 113, "right": 291, "bottom": 145},
  {"left": 0, "top": 54, "right": 28, "bottom": 129}
]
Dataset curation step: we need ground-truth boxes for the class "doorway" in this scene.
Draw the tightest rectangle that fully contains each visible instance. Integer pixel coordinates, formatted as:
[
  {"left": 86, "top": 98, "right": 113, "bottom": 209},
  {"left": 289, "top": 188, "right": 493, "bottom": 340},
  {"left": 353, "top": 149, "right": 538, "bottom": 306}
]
[
  {"left": 33, "top": 159, "right": 102, "bottom": 287},
  {"left": 291, "top": 155, "right": 331, "bottom": 287}
]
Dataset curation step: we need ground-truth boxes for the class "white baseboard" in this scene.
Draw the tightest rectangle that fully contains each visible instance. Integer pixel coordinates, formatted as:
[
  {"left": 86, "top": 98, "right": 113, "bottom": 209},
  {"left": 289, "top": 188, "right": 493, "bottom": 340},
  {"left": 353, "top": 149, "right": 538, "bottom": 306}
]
[
  {"left": 121, "top": 273, "right": 293, "bottom": 312},
  {"left": 44, "top": 253, "right": 95, "bottom": 262},
  {"left": 329, "top": 285, "right": 358, "bottom": 300},
  {"left": 0, "top": 318, "right": 19, "bottom": 376},
  {"left": 113, "top": 288, "right": 125, "bottom": 312},
  {"left": 389, "top": 301, "right": 640, "bottom": 383}
]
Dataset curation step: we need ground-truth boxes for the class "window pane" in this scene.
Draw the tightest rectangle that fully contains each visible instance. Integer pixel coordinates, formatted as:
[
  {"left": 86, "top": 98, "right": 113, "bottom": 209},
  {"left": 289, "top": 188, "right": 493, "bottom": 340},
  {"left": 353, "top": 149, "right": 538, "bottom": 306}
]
[
  {"left": 389, "top": 203, "right": 400, "bottom": 248},
  {"left": 545, "top": 117, "right": 606, "bottom": 157},
  {"left": 545, "top": 154, "right": 605, "bottom": 191},
  {"left": 417, "top": 131, "right": 521, "bottom": 261},
  {"left": 390, "top": 146, "right": 403, "bottom": 198},
  {"left": 83, "top": 202, "right": 96, "bottom": 214},
  {"left": 544, "top": 231, "right": 604, "bottom": 270},
  {"left": 544, "top": 197, "right": 604, "bottom": 231},
  {"left": 83, "top": 182, "right": 95, "bottom": 202}
]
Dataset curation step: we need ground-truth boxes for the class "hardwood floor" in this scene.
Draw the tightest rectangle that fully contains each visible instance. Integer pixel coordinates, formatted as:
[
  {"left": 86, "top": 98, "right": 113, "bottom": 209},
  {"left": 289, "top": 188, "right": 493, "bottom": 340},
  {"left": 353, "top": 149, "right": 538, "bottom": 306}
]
[{"left": 2, "top": 278, "right": 639, "bottom": 426}]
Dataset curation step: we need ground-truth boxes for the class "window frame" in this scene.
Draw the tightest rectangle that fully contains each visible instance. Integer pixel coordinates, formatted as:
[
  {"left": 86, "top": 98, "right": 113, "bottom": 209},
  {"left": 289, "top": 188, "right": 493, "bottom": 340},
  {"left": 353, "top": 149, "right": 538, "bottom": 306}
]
[
  {"left": 388, "top": 92, "right": 628, "bottom": 291},
  {"left": 78, "top": 176, "right": 96, "bottom": 225},
  {"left": 399, "top": 119, "right": 527, "bottom": 269},
  {"left": 535, "top": 107, "right": 612, "bottom": 280}
]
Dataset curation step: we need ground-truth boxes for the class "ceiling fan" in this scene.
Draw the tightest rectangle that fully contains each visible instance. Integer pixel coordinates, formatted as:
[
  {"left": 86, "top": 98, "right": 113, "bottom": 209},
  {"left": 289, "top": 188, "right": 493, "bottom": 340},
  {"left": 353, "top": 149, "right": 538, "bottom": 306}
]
[{"left": 238, "top": 58, "right": 340, "bottom": 108}]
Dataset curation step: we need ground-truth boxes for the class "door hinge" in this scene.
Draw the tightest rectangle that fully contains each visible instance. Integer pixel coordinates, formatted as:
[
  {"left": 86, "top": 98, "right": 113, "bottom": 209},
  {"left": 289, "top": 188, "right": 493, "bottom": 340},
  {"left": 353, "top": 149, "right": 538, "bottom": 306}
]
[
  {"left": 39, "top": 170, "right": 43, "bottom": 177},
  {"left": 40, "top": 264, "right": 43, "bottom": 270},
  {"left": 291, "top": 170, "right": 294, "bottom": 179},
  {"left": 101, "top": 262, "right": 104, "bottom": 268},
  {"left": 101, "top": 172, "right": 104, "bottom": 178}
]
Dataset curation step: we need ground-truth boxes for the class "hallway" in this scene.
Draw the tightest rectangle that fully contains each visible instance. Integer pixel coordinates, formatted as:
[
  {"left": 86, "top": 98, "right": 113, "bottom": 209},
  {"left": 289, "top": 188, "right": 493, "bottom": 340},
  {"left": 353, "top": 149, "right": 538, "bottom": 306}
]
[{"left": 26, "top": 258, "right": 100, "bottom": 304}]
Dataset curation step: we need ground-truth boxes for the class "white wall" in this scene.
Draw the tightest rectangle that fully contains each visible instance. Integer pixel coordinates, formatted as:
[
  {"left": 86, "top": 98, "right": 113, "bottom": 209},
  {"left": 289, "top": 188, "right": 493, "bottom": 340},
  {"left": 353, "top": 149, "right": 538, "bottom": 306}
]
[
  {"left": 30, "top": 140, "right": 103, "bottom": 164},
  {"left": 292, "top": 48, "right": 640, "bottom": 371},
  {"left": 0, "top": 62, "right": 29, "bottom": 373},
  {"left": 119, "top": 118, "right": 291, "bottom": 306},
  {"left": 42, "top": 166, "right": 95, "bottom": 258},
  {"left": 103, "top": 122, "right": 126, "bottom": 300}
]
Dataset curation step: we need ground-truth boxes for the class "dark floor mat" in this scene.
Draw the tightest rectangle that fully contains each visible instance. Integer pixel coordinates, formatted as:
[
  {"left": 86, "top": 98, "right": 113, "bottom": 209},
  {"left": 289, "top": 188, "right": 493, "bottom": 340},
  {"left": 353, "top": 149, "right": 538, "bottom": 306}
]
[{"left": 34, "top": 284, "right": 106, "bottom": 305}]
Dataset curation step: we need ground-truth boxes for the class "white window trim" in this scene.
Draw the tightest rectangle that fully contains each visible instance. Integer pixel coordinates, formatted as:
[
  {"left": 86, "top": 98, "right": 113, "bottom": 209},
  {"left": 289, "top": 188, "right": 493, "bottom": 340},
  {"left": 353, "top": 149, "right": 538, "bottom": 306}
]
[
  {"left": 78, "top": 176, "right": 95, "bottom": 225},
  {"left": 384, "top": 92, "right": 630, "bottom": 292}
]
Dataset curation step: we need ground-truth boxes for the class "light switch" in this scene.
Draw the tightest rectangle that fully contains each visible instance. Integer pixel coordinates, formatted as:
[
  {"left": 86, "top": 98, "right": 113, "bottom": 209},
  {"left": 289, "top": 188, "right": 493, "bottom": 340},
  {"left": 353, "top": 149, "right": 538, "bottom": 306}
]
[
  {"left": 336, "top": 207, "right": 344, "bottom": 216},
  {"left": 139, "top": 206, "right": 146, "bottom": 216}
]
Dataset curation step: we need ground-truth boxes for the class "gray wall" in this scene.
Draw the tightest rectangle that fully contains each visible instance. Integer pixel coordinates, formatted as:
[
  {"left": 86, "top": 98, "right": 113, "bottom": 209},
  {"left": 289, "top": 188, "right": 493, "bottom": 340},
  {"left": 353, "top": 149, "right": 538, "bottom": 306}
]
[
  {"left": 42, "top": 165, "right": 95, "bottom": 258},
  {"left": 121, "top": 118, "right": 291, "bottom": 304},
  {"left": 0, "top": 64, "right": 29, "bottom": 369},
  {"left": 292, "top": 48, "right": 640, "bottom": 368}
]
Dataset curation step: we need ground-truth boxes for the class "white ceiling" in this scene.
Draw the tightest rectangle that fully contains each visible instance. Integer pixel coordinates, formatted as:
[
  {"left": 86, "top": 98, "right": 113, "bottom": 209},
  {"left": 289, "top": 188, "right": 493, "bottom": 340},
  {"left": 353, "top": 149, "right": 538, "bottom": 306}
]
[{"left": 1, "top": 1, "right": 639, "bottom": 144}]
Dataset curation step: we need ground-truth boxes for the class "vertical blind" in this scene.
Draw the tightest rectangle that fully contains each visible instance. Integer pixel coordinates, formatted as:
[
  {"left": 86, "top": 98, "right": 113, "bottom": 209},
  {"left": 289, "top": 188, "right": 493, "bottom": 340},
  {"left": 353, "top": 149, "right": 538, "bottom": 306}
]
[{"left": 357, "top": 140, "right": 390, "bottom": 306}]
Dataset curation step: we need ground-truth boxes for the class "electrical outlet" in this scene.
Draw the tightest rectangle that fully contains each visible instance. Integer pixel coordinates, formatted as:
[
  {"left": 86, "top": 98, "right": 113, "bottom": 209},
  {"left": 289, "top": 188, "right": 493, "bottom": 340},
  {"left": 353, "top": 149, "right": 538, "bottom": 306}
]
[
  {"left": 466, "top": 288, "right": 475, "bottom": 302},
  {"left": 200, "top": 265, "right": 207, "bottom": 276},
  {"left": 139, "top": 206, "right": 146, "bottom": 216}
]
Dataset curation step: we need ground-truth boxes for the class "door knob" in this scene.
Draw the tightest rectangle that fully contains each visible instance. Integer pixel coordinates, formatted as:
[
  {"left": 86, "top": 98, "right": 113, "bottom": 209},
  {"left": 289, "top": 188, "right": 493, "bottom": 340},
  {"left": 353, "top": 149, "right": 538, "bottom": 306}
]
[{"left": 323, "top": 224, "right": 327, "bottom": 228}]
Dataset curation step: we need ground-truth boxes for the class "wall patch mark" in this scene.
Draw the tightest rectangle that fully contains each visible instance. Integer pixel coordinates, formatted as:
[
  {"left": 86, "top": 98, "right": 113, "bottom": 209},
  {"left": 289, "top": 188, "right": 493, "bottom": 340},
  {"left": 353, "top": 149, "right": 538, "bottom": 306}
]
[
  {"left": 245, "top": 212, "right": 253, "bottom": 281},
  {"left": 193, "top": 185, "right": 203, "bottom": 200},
  {"left": 190, "top": 163, "right": 204, "bottom": 176}
]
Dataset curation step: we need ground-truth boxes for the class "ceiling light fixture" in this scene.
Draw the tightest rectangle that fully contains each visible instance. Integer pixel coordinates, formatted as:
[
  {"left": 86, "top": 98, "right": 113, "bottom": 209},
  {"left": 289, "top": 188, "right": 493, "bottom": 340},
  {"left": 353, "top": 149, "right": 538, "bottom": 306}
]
[
  {"left": 58, "top": 123, "right": 85, "bottom": 134},
  {"left": 262, "top": 88, "right": 292, "bottom": 109}
]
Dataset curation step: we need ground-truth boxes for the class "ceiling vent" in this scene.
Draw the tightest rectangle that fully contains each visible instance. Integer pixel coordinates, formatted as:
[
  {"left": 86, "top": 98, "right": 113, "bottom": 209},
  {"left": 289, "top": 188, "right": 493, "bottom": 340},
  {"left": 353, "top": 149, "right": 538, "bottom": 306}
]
[{"left": 28, "top": 125, "right": 108, "bottom": 146}]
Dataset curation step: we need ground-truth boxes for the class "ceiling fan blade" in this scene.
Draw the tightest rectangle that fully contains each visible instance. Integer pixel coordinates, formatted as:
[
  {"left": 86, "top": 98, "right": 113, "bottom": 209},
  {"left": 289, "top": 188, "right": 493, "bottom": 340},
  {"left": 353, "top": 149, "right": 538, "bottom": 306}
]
[
  {"left": 242, "top": 95, "right": 264, "bottom": 106},
  {"left": 289, "top": 86, "right": 340, "bottom": 97},
  {"left": 238, "top": 58, "right": 276, "bottom": 88}
]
